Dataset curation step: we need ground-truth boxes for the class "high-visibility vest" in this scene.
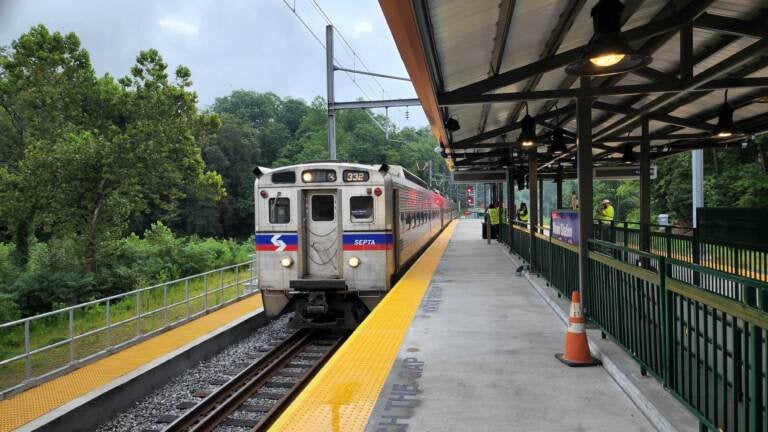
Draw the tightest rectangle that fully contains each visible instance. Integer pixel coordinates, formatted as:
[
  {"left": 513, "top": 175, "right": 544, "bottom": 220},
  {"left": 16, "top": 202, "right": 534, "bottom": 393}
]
[
  {"left": 601, "top": 205, "right": 615, "bottom": 222},
  {"left": 518, "top": 210, "right": 529, "bottom": 222},
  {"left": 488, "top": 207, "right": 500, "bottom": 225}
]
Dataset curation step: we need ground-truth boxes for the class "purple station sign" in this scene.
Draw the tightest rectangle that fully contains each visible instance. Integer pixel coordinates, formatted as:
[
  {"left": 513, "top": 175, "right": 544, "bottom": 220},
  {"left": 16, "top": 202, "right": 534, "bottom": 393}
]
[{"left": 551, "top": 210, "right": 580, "bottom": 245}]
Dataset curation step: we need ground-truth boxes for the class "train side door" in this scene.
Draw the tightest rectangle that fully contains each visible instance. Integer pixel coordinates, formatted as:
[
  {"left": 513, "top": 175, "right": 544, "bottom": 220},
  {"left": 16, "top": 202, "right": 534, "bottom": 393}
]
[
  {"left": 303, "top": 190, "right": 341, "bottom": 278},
  {"left": 392, "top": 188, "right": 400, "bottom": 270}
]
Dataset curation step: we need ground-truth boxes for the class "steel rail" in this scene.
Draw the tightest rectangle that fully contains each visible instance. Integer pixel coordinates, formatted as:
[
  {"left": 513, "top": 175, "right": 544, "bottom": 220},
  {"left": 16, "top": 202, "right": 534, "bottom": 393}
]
[{"left": 165, "top": 329, "right": 346, "bottom": 432}]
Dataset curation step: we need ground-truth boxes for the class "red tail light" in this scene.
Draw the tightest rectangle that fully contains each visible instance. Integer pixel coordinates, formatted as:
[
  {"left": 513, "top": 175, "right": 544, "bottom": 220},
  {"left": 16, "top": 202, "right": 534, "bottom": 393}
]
[
  {"left": 260, "top": 190, "right": 268, "bottom": 198},
  {"left": 374, "top": 187, "right": 382, "bottom": 197}
]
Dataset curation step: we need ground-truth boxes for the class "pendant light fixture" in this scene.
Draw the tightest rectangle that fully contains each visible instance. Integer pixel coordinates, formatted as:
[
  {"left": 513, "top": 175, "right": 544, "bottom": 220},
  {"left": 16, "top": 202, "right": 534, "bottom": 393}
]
[
  {"left": 566, "top": 0, "right": 651, "bottom": 76},
  {"left": 444, "top": 117, "right": 461, "bottom": 132},
  {"left": 518, "top": 102, "right": 536, "bottom": 148},
  {"left": 621, "top": 143, "right": 637, "bottom": 164},
  {"left": 547, "top": 104, "right": 567, "bottom": 155},
  {"left": 712, "top": 90, "right": 738, "bottom": 138}
]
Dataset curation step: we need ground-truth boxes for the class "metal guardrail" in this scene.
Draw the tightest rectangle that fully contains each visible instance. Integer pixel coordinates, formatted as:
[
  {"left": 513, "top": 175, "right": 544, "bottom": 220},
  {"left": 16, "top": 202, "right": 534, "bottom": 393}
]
[
  {"left": 587, "top": 239, "right": 768, "bottom": 432},
  {"left": 594, "top": 220, "right": 768, "bottom": 283},
  {"left": 0, "top": 261, "right": 257, "bottom": 399},
  {"left": 499, "top": 221, "right": 768, "bottom": 431}
]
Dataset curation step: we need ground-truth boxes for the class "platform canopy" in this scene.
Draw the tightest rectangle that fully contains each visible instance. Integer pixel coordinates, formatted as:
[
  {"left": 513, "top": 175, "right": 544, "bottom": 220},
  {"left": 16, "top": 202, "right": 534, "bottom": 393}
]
[{"left": 380, "top": 0, "right": 768, "bottom": 179}]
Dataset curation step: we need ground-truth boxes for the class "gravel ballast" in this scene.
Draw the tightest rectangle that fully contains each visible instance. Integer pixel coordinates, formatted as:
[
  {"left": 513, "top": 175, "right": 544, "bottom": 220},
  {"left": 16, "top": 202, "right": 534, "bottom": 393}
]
[{"left": 95, "top": 313, "right": 294, "bottom": 432}]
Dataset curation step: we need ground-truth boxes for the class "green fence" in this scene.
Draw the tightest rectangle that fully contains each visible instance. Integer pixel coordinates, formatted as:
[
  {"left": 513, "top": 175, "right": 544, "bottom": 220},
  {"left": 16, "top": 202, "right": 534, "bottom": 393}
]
[
  {"left": 497, "top": 218, "right": 768, "bottom": 431},
  {"left": 587, "top": 239, "right": 768, "bottom": 432},
  {"left": 594, "top": 220, "right": 768, "bottom": 284}
]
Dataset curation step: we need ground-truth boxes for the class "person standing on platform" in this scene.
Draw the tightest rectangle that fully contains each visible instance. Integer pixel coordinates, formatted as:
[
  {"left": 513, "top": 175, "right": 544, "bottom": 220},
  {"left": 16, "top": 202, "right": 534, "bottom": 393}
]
[
  {"left": 488, "top": 202, "right": 500, "bottom": 239},
  {"left": 517, "top": 202, "right": 529, "bottom": 224},
  {"left": 571, "top": 191, "right": 579, "bottom": 210},
  {"left": 599, "top": 199, "right": 615, "bottom": 223}
]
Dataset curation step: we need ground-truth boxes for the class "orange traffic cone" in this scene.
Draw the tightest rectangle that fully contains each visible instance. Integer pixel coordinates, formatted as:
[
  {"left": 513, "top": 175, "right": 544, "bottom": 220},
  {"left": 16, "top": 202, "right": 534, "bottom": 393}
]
[{"left": 555, "top": 291, "right": 600, "bottom": 367}]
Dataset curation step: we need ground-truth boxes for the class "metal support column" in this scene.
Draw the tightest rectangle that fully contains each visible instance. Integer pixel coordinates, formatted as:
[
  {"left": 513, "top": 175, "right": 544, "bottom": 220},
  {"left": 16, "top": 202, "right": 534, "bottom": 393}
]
[
  {"left": 507, "top": 169, "right": 514, "bottom": 250},
  {"left": 326, "top": 25, "right": 337, "bottom": 160},
  {"left": 529, "top": 149, "right": 538, "bottom": 269},
  {"left": 556, "top": 173, "right": 563, "bottom": 210},
  {"left": 576, "top": 77, "right": 593, "bottom": 303},
  {"left": 538, "top": 179, "right": 544, "bottom": 231},
  {"left": 640, "top": 117, "right": 651, "bottom": 256}
]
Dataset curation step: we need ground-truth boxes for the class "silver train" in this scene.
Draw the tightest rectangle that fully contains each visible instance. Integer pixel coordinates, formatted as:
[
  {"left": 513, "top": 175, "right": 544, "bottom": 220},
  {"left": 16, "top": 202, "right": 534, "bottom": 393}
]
[{"left": 253, "top": 161, "right": 455, "bottom": 328}]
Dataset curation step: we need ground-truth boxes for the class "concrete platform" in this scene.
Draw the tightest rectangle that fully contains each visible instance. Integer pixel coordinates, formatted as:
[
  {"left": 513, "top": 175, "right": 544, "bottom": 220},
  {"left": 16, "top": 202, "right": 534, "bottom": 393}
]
[
  {"left": 364, "top": 219, "right": 654, "bottom": 431},
  {"left": 272, "top": 219, "right": 689, "bottom": 431},
  {"left": 0, "top": 294, "right": 264, "bottom": 432}
]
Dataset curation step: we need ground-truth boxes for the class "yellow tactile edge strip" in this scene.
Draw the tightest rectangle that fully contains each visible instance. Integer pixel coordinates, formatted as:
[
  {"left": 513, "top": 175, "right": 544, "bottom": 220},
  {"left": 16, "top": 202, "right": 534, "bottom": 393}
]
[
  {"left": 0, "top": 294, "right": 263, "bottom": 432},
  {"left": 269, "top": 221, "right": 457, "bottom": 432}
]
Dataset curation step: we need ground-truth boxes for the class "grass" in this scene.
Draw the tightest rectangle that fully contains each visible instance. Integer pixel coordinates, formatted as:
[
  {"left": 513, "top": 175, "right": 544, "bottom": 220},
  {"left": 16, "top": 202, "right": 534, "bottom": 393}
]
[{"left": 0, "top": 264, "right": 255, "bottom": 392}]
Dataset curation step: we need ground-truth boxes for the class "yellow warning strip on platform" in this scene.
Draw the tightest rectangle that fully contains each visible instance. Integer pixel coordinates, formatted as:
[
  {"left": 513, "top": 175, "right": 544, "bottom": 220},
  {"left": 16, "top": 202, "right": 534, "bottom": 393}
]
[
  {"left": 0, "top": 294, "right": 263, "bottom": 432},
  {"left": 270, "top": 221, "right": 457, "bottom": 432}
]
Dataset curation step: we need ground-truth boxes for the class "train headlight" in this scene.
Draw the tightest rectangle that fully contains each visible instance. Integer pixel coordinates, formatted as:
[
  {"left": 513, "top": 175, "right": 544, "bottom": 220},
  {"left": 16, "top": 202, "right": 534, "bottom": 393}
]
[
  {"left": 348, "top": 256, "right": 361, "bottom": 268},
  {"left": 302, "top": 171, "right": 313, "bottom": 182},
  {"left": 280, "top": 256, "right": 293, "bottom": 268}
]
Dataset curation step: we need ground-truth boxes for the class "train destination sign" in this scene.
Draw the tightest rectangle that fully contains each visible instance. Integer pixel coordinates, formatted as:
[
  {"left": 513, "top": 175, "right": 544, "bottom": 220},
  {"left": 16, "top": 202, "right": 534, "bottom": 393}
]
[{"left": 343, "top": 170, "right": 370, "bottom": 182}]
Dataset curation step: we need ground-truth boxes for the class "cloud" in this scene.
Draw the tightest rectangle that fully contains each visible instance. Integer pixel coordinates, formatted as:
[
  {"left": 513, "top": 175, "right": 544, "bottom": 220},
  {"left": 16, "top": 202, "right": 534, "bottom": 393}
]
[
  {"left": 352, "top": 21, "right": 372, "bottom": 38},
  {"left": 158, "top": 17, "right": 199, "bottom": 36}
]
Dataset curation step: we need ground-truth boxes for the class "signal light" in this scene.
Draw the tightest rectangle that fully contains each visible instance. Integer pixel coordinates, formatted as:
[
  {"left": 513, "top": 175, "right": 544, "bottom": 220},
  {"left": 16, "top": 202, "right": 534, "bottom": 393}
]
[
  {"left": 374, "top": 187, "right": 382, "bottom": 197},
  {"left": 259, "top": 190, "right": 268, "bottom": 198}
]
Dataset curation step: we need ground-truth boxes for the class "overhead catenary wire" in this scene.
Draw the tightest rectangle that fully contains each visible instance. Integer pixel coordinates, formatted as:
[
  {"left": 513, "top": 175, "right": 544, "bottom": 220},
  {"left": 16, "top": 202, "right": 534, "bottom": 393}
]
[{"left": 280, "top": 0, "right": 411, "bottom": 138}]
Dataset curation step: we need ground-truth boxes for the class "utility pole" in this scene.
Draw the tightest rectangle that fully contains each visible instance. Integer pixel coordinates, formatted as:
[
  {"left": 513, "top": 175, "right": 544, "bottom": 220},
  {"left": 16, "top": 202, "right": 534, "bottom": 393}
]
[
  {"left": 326, "top": 25, "right": 336, "bottom": 160},
  {"left": 691, "top": 149, "right": 703, "bottom": 227},
  {"left": 428, "top": 160, "right": 433, "bottom": 188}
]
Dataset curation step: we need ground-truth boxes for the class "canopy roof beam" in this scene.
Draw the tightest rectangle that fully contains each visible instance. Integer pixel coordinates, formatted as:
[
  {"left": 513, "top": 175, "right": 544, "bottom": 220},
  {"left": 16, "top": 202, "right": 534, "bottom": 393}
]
[
  {"left": 476, "top": 0, "right": 516, "bottom": 135},
  {"left": 595, "top": 38, "right": 768, "bottom": 140},
  {"left": 439, "top": 9, "right": 698, "bottom": 102},
  {"left": 501, "top": 0, "right": 587, "bottom": 132},
  {"left": 438, "top": 77, "right": 768, "bottom": 106}
]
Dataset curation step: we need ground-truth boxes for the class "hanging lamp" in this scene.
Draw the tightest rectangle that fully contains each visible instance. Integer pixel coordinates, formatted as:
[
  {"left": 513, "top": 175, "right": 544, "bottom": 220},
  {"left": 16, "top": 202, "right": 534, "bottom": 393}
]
[{"left": 566, "top": 0, "right": 651, "bottom": 76}]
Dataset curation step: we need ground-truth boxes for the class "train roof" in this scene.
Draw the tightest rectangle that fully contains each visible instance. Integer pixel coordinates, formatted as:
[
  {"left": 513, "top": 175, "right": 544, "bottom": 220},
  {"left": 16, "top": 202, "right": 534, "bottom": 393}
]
[{"left": 254, "top": 161, "right": 435, "bottom": 192}]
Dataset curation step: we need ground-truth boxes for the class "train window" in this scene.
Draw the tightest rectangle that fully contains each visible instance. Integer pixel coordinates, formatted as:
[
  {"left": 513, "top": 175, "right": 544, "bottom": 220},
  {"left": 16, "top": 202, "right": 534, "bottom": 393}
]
[
  {"left": 271, "top": 171, "right": 296, "bottom": 184},
  {"left": 350, "top": 196, "right": 373, "bottom": 222},
  {"left": 268, "top": 198, "right": 290, "bottom": 224},
  {"left": 311, "top": 195, "right": 335, "bottom": 221}
]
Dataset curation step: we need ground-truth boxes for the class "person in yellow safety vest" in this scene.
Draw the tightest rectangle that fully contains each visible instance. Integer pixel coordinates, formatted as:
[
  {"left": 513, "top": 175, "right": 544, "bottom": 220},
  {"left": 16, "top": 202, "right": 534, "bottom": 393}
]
[
  {"left": 517, "top": 202, "right": 529, "bottom": 223},
  {"left": 488, "top": 203, "right": 500, "bottom": 239},
  {"left": 599, "top": 199, "right": 615, "bottom": 223}
]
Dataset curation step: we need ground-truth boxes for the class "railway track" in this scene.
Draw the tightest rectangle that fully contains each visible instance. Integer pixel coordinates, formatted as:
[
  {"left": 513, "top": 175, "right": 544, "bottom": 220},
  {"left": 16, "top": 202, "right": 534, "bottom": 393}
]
[{"left": 164, "top": 328, "right": 347, "bottom": 432}]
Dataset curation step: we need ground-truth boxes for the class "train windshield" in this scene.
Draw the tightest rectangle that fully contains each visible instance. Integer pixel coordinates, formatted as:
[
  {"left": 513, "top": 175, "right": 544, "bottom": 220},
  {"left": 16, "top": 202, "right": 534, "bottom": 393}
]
[
  {"left": 311, "top": 195, "right": 335, "bottom": 221},
  {"left": 268, "top": 197, "right": 290, "bottom": 223},
  {"left": 350, "top": 196, "right": 373, "bottom": 222}
]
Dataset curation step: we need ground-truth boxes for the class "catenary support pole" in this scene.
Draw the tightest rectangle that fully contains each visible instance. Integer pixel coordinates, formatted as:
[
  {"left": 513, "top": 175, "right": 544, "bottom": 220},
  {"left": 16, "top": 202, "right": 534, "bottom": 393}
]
[
  {"left": 326, "top": 25, "right": 337, "bottom": 160},
  {"left": 640, "top": 117, "right": 651, "bottom": 255},
  {"left": 691, "top": 149, "right": 704, "bottom": 227},
  {"left": 529, "top": 149, "right": 538, "bottom": 268},
  {"left": 576, "top": 77, "right": 593, "bottom": 304}
]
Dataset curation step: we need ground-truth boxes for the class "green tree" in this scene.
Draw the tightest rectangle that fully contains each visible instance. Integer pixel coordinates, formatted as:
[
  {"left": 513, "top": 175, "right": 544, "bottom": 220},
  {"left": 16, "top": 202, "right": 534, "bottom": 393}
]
[{"left": 0, "top": 25, "right": 99, "bottom": 264}]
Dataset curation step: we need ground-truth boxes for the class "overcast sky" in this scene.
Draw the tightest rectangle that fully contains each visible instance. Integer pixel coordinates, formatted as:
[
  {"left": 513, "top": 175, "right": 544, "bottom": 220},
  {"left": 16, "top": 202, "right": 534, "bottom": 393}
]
[{"left": 0, "top": 0, "right": 425, "bottom": 127}]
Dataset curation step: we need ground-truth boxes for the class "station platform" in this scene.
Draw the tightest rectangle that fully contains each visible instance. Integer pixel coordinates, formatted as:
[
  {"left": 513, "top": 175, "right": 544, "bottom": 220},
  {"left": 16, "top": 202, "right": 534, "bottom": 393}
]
[
  {"left": 0, "top": 294, "right": 263, "bottom": 432},
  {"left": 271, "top": 220, "right": 660, "bottom": 431}
]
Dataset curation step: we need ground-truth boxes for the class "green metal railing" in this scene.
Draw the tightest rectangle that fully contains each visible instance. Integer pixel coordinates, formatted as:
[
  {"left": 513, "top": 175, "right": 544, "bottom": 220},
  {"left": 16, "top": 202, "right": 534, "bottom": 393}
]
[
  {"left": 587, "top": 239, "right": 768, "bottom": 432},
  {"left": 594, "top": 220, "right": 768, "bottom": 284},
  {"left": 496, "top": 218, "right": 768, "bottom": 431},
  {"left": 0, "top": 261, "right": 257, "bottom": 398}
]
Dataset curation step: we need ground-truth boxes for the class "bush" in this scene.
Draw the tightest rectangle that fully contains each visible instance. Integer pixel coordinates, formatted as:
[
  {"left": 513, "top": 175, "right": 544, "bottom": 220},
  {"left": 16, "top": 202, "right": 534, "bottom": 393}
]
[
  {"left": 3, "top": 221, "right": 252, "bottom": 318},
  {"left": 0, "top": 294, "right": 21, "bottom": 323},
  {"left": 0, "top": 243, "right": 20, "bottom": 294}
]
